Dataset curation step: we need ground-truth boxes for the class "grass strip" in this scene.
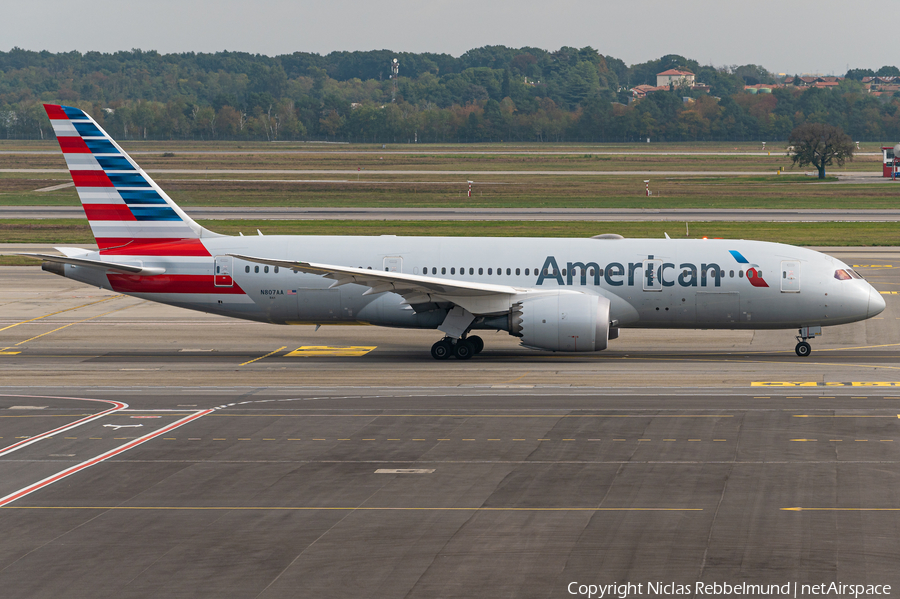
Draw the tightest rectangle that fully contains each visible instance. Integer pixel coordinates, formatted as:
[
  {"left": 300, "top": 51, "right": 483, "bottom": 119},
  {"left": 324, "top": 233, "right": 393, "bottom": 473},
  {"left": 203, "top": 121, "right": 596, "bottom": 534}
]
[{"left": 0, "top": 219, "right": 897, "bottom": 248}]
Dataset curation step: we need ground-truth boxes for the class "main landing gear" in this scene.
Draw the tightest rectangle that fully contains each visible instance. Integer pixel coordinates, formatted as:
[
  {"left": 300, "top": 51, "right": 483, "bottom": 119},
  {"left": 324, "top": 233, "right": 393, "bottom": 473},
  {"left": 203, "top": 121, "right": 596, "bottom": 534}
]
[{"left": 431, "top": 335, "right": 484, "bottom": 360}]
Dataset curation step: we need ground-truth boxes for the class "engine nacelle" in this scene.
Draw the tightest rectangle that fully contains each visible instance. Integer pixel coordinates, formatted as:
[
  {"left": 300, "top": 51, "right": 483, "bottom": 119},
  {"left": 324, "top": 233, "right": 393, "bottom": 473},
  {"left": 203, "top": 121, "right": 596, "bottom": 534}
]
[{"left": 511, "top": 292, "right": 611, "bottom": 352}]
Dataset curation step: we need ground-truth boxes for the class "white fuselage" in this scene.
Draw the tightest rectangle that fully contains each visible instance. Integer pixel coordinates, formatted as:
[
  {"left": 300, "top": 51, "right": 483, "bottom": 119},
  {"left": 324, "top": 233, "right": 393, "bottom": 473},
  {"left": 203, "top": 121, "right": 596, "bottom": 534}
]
[{"left": 59, "top": 235, "right": 883, "bottom": 334}]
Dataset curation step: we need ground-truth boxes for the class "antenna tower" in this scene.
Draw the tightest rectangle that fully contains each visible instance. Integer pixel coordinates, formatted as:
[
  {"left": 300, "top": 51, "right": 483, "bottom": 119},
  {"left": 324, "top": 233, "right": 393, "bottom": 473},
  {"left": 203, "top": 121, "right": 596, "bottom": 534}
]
[{"left": 391, "top": 58, "right": 399, "bottom": 102}]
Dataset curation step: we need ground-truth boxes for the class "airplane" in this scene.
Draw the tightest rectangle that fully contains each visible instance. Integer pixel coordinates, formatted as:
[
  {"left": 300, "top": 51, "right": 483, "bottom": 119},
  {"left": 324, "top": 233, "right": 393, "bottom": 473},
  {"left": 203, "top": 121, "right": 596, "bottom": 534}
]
[{"left": 24, "top": 104, "right": 885, "bottom": 360}]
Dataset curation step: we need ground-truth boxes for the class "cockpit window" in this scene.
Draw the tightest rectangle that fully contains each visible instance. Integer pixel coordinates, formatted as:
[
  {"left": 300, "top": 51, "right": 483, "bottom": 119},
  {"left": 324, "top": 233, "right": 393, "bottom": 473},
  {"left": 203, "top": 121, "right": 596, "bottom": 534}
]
[{"left": 834, "top": 269, "right": 852, "bottom": 280}]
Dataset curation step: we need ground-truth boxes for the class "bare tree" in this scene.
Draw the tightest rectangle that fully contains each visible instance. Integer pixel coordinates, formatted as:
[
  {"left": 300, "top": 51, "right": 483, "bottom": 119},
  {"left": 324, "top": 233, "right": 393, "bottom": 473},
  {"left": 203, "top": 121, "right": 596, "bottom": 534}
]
[{"left": 788, "top": 123, "right": 854, "bottom": 179}]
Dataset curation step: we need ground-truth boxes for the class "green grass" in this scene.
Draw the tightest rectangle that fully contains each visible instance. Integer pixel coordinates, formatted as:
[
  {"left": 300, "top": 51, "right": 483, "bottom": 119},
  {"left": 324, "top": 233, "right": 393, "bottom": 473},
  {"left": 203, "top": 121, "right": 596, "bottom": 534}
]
[
  {"left": 1, "top": 219, "right": 896, "bottom": 248},
  {"left": 4, "top": 173, "right": 899, "bottom": 210}
]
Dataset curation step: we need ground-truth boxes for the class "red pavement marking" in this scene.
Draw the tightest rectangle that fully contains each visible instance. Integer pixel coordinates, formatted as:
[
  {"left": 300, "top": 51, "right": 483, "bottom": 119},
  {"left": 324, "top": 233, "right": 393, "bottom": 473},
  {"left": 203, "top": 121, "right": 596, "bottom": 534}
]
[
  {"left": 0, "top": 394, "right": 127, "bottom": 458},
  {"left": 0, "top": 409, "right": 213, "bottom": 507}
]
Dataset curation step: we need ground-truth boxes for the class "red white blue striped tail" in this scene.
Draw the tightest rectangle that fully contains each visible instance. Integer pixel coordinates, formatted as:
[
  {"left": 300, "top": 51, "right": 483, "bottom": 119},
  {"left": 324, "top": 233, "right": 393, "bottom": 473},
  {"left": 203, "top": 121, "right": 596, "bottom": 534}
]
[{"left": 45, "top": 104, "right": 215, "bottom": 256}]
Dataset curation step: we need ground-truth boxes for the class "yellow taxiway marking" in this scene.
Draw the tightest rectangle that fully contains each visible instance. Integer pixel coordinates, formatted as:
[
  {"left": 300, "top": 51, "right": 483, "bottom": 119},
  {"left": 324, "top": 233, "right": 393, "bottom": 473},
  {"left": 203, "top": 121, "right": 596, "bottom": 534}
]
[
  {"left": 854, "top": 265, "right": 893, "bottom": 268},
  {"left": 755, "top": 382, "right": 900, "bottom": 387},
  {"left": 791, "top": 439, "right": 817, "bottom": 442},
  {"left": 239, "top": 346, "right": 287, "bottom": 366},
  {"left": 285, "top": 346, "right": 376, "bottom": 357},
  {"left": 10, "top": 303, "right": 136, "bottom": 347},
  {"left": 793, "top": 415, "right": 897, "bottom": 418},
  {"left": 0, "top": 348, "right": 21, "bottom": 355},
  {"left": 496, "top": 371, "right": 532, "bottom": 385},
  {"left": 0, "top": 295, "right": 122, "bottom": 333},
  {"left": 2, "top": 506, "right": 701, "bottom": 512},
  {"left": 784, "top": 507, "right": 900, "bottom": 511}
]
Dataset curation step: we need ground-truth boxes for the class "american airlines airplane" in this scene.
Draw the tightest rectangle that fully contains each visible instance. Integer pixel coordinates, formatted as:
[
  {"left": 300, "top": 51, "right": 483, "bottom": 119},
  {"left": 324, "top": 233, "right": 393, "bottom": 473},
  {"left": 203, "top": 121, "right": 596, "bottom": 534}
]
[{"left": 25, "top": 104, "right": 885, "bottom": 360}]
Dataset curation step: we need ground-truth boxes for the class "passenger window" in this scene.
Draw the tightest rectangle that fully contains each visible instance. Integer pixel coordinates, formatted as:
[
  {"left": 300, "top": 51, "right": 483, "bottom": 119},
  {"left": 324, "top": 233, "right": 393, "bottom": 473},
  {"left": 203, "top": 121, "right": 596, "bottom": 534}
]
[
  {"left": 479, "top": 268, "right": 483, "bottom": 275},
  {"left": 469, "top": 268, "right": 474, "bottom": 275},
  {"left": 525, "top": 268, "right": 529, "bottom": 276},
  {"left": 254, "top": 266, "right": 259, "bottom": 273},
  {"left": 216, "top": 266, "right": 220, "bottom": 273},
  {"left": 432, "top": 267, "right": 436, "bottom": 274},
  {"left": 506, "top": 268, "right": 511, "bottom": 275},
  {"left": 738, "top": 270, "right": 743, "bottom": 278},
  {"left": 720, "top": 270, "right": 724, "bottom": 278},
  {"left": 488, "top": 268, "right": 493, "bottom": 275},
  {"left": 264, "top": 266, "right": 269, "bottom": 273},
  {"left": 562, "top": 269, "right": 567, "bottom": 276},
  {"left": 274, "top": 266, "right": 279, "bottom": 273},
  {"left": 245, "top": 265, "right": 250, "bottom": 273},
  {"left": 442, "top": 267, "right": 446, "bottom": 275},
  {"left": 730, "top": 270, "right": 734, "bottom": 277},
  {"left": 451, "top": 268, "right": 456, "bottom": 275},
  {"left": 498, "top": 268, "right": 502, "bottom": 276},
  {"left": 515, "top": 268, "right": 520, "bottom": 275}
]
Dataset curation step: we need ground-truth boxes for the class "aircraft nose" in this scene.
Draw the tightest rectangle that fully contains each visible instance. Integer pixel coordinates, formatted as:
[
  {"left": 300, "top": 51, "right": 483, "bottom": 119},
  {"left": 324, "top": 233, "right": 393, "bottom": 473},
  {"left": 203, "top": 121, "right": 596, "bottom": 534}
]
[{"left": 868, "top": 286, "right": 886, "bottom": 318}]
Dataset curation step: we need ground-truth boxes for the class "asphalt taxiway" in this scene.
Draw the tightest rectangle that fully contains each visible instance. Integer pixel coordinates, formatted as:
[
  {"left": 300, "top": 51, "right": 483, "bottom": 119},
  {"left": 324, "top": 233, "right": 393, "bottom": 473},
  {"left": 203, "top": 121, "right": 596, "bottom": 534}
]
[{"left": 0, "top": 252, "right": 899, "bottom": 597}]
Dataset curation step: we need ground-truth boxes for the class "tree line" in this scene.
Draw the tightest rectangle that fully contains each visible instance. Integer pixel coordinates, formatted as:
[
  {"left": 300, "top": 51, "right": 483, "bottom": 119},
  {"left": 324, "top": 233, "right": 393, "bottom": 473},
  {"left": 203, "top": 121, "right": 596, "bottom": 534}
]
[{"left": 0, "top": 46, "right": 898, "bottom": 142}]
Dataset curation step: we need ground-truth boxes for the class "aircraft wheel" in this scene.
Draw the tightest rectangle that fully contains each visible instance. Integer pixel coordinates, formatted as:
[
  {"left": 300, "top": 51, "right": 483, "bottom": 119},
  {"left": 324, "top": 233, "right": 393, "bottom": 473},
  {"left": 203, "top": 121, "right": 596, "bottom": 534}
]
[
  {"left": 468, "top": 335, "right": 484, "bottom": 354},
  {"left": 795, "top": 341, "right": 812, "bottom": 357},
  {"left": 431, "top": 339, "right": 452, "bottom": 360},
  {"left": 453, "top": 339, "right": 475, "bottom": 360}
]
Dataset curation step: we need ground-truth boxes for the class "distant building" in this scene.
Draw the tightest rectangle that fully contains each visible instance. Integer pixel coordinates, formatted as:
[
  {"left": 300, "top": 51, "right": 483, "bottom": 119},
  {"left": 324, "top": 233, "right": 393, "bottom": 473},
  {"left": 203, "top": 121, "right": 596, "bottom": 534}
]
[
  {"left": 656, "top": 69, "right": 696, "bottom": 87},
  {"left": 630, "top": 84, "right": 664, "bottom": 100},
  {"left": 744, "top": 84, "right": 780, "bottom": 94}
]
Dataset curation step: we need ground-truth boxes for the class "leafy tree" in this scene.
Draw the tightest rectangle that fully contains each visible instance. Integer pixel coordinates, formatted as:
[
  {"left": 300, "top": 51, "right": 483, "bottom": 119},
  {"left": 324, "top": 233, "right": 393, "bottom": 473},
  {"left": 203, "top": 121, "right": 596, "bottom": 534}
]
[
  {"left": 876, "top": 65, "right": 900, "bottom": 77},
  {"left": 788, "top": 122, "right": 854, "bottom": 179},
  {"left": 845, "top": 68, "right": 875, "bottom": 81}
]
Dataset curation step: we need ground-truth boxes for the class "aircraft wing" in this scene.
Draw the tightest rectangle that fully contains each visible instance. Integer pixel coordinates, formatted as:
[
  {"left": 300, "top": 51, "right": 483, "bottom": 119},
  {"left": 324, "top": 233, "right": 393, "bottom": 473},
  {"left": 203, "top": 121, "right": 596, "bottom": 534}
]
[
  {"left": 21, "top": 253, "right": 166, "bottom": 276},
  {"left": 230, "top": 254, "right": 525, "bottom": 314}
]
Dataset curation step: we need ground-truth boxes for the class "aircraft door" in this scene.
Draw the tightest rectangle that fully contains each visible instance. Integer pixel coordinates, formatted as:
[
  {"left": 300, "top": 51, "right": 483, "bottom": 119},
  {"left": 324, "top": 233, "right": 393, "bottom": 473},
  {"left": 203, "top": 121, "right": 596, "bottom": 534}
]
[
  {"left": 214, "top": 255, "right": 233, "bottom": 287},
  {"left": 642, "top": 259, "right": 663, "bottom": 291},
  {"left": 383, "top": 256, "right": 403, "bottom": 273},
  {"left": 781, "top": 260, "right": 800, "bottom": 293}
]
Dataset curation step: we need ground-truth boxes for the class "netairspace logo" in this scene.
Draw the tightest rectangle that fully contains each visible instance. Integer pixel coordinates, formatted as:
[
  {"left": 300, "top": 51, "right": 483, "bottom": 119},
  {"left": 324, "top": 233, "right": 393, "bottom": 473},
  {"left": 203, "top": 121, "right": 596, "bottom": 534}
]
[{"left": 567, "top": 581, "right": 892, "bottom": 598}]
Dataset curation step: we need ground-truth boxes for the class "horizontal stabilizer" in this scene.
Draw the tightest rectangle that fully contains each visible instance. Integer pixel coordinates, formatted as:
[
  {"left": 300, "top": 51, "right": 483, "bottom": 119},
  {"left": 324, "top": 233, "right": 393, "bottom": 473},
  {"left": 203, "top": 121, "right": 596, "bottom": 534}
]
[{"left": 21, "top": 253, "right": 166, "bottom": 276}]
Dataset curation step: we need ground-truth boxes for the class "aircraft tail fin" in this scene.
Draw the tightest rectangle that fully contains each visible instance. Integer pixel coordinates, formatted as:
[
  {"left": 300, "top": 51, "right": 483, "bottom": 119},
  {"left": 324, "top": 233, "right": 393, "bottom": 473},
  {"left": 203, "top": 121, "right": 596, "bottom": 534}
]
[{"left": 44, "top": 104, "right": 219, "bottom": 255}]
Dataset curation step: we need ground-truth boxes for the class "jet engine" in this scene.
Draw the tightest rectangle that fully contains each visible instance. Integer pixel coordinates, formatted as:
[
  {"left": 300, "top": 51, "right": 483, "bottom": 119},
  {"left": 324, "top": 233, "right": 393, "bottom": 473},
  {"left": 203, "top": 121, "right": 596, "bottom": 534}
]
[{"left": 509, "top": 292, "right": 611, "bottom": 352}]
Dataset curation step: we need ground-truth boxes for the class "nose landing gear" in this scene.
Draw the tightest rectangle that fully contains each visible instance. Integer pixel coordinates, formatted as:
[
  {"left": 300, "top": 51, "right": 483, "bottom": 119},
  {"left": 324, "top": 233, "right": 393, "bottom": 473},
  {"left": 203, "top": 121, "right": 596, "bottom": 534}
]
[{"left": 794, "top": 325, "right": 821, "bottom": 357}]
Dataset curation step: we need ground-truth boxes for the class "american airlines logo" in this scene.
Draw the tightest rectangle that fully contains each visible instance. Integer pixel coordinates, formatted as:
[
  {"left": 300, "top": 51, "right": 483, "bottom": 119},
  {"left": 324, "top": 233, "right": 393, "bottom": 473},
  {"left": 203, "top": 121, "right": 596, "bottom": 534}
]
[{"left": 536, "top": 253, "right": 768, "bottom": 288}]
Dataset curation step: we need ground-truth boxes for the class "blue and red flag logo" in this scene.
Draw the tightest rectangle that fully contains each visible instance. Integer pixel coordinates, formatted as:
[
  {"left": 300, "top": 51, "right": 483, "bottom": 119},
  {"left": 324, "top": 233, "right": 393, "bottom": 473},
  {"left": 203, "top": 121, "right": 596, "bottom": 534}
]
[{"left": 728, "top": 250, "right": 769, "bottom": 287}]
